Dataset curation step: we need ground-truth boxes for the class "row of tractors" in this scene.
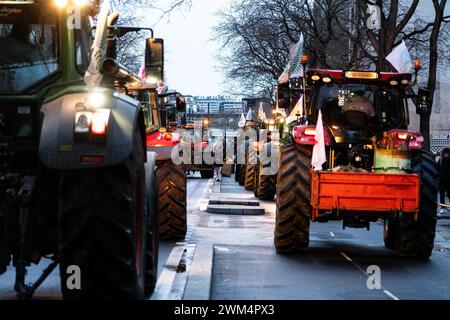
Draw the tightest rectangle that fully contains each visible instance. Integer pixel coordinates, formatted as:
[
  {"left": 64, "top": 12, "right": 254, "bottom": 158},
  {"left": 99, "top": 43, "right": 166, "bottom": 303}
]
[
  {"left": 0, "top": 0, "right": 212, "bottom": 299},
  {"left": 239, "top": 63, "right": 438, "bottom": 259}
]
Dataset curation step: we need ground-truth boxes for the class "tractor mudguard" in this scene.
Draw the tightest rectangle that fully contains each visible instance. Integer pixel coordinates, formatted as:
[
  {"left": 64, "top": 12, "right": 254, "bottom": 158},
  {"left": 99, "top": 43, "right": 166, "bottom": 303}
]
[{"left": 39, "top": 91, "right": 143, "bottom": 170}]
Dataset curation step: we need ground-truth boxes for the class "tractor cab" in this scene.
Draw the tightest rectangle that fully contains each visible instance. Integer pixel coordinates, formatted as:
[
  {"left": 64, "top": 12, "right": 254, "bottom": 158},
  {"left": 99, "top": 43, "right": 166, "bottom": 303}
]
[{"left": 306, "top": 70, "right": 412, "bottom": 144}]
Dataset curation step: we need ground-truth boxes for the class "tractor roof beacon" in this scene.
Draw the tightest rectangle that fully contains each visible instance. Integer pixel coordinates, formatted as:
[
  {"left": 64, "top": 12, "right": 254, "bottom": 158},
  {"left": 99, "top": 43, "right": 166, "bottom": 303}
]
[
  {"left": 274, "top": 66, "right": 438, "bottom": 259},
  {"left": 0, "top": 0, "right": 166, "bottom": 299}
]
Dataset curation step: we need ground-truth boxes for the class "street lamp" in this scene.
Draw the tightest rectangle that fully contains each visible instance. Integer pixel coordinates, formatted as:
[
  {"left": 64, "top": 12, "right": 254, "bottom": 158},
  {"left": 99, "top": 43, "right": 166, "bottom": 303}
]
[{"left": 300, "top": 54, "right": 309, "bottom": 122}]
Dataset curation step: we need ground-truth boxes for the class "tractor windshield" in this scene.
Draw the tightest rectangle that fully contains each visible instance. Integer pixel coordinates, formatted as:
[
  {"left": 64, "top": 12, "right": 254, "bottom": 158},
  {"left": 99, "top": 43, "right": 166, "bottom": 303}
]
[
  {"left": 0, "top": 4, "right": 59, "bottom": 93},
  {"left": 315, "top": 83, "right": 407, "bottom": 131}
]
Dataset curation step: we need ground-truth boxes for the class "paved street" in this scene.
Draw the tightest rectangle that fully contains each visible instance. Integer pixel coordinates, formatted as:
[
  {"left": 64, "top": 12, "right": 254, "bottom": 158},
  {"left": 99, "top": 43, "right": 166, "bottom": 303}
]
[{"left": 1, "top": 174, "right": 450, "bottom": 300}]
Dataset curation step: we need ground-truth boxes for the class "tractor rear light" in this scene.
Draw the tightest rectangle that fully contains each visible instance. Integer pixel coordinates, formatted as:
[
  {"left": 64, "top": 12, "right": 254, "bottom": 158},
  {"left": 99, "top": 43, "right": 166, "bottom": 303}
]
[
  {"left": 397, "top": 132, "right": 409, "bottom": 140},
  {"left": 292, "top": 125, "right": 332, "bottom": 146},
  {"left": 408, "top": 135, "right": 424, "bottom": 150},
  {"left": 80, "top": 155, "right": 105, "bottom": 163},
  {"left": 75, "top": 109, "right": 110, "bottom": 136},
  {"left": 304, "top": 127, "right": 316, "bottom": 136},
  {"left": 388, "top": 130, "right": 424, "bottom": 150}
]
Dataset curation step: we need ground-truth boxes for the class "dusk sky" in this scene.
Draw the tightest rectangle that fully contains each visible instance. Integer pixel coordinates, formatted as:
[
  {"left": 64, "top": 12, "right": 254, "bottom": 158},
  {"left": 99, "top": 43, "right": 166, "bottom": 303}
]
[{"left": 139, "top": 0, "right": 232, "bottom": 96}]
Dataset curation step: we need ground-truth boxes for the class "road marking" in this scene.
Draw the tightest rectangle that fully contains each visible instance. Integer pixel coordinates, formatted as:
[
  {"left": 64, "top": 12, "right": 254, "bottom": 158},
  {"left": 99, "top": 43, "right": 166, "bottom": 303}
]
[
  {"left": 340, "top": 252, "right": 352, "bottom": 262},
  {"left": 383, "top": 290, "right": 400, "bottom": 300},
  {"left": 330, "top": 232, "right": 335, "bottom": 238},
  {"left": 340, "top": 251, "right": 400, "bottom": 301}
]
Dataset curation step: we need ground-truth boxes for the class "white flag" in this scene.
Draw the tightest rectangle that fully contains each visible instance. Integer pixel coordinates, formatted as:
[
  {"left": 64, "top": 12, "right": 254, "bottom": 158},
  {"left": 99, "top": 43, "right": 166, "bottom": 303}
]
[
  {"left": 238, "top": 113, "right": 246, "bottom": 128},
  {"left": 84, "top": 0, "right": 111, "bottom": 88},
  {"left": 261, "top": 112, "right": 267, "bottom": 123},
  {"left": 289, "top": 33, "right": 304, "bottom": 79},
  {"left": 286, "top": 96, "right": 303, "bottom": 124},
  {"left": 386, "top": 40, "right": 413, "bottom": 74},
  {"left": 245, "top": 108, "right": 252, "bottom": 121},
  {"left": 311, "top": 110, "right": 327, "bottom": 171},
  {"left": 278, "top": 60, "right": 291, "bottom": 84},
  {"left": 258, "top": 102, "right": 264, "bottom": 119}
]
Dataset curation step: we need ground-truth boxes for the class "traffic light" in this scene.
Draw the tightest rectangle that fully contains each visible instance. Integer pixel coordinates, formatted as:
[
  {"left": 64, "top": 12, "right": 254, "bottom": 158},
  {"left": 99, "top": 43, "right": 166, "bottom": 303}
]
[{"left": 416, "top": 87, "right": 431, "bottom": 115}]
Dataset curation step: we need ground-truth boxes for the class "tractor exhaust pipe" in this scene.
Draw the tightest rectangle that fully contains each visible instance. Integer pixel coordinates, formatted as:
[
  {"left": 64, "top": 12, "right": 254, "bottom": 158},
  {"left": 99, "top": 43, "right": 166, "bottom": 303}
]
[{"left": 101, "top": 58, "right": 143, "bottom": 88}]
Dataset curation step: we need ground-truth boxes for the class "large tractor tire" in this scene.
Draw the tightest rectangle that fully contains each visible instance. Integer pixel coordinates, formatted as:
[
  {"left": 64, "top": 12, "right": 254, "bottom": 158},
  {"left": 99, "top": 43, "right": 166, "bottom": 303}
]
[
  {"left": 58, "top": 132, "right": 148, "bottom": 299},
  {"left": 253, "top": 161, "right": 260, "bottom": 198},
  {"left": 383, "top": 216, "right": 399, "bottom": 250},
  {"left": 144, "top": 153, "right": 159, "bottom": 296},
  {"left": 254, "top": 144, "right": 278, "bottom": 201},
  {"left": 274, "top": 144, "right": 312, "bottom": 253},
  {"left": 256, "top": 162, "right": 277, "bottom": 201},
  {"left": 396, "top": 150, "right": 438, "bottom": 259},
  {"left": 244, "top": 148, "right": 257, "bottom": 191},
  {"left": 237, "top": 164, "right": 245, "bottom": 186},
  {"left": 156, "top": 161, "right": 187, "bottom": 240},
  {"left": 200, "top": 170, "right": 214, "bottom": 179}
]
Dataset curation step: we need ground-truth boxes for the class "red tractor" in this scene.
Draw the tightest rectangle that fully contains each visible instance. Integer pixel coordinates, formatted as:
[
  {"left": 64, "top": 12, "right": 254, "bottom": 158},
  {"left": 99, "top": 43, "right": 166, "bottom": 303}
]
[
  {"left": 275, "top": 68, "right": 438, "bottom": 259},
  {"left": 183, "top": 123, "right": 215, "bottom": 179},
  {"left": 145, "top": 91, "right": 188, "bottom": 240}
]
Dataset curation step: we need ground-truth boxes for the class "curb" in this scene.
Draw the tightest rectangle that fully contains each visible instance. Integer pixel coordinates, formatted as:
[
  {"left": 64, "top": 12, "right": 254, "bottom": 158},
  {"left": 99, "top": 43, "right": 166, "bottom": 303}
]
[
  {"left": 208, "top": 199, "right": 260, "bottom": 206},
  {"left": 206, "top": 204, "right": 265, "bottom": 215},
  {"left": 183, "top": 243, "right": 214, "bottom": 300}
]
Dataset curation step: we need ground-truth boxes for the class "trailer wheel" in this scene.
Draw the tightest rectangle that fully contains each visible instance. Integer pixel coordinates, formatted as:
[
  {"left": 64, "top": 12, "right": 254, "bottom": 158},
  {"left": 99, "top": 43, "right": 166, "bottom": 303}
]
[
  {"left": 157, "top": 161, "right": 187, "bottom": 240},
  {"left": 58, "top": 131, "right": 146, "bottom": 299},
  {"left": 274, "top": 144, "right": 311, "bottom": 252},
  {"left": 397, "top": 150, "right": 438, "bottom": 259},
  {"left": 200, "top": 170, "right": 214, "bottom": 179}
]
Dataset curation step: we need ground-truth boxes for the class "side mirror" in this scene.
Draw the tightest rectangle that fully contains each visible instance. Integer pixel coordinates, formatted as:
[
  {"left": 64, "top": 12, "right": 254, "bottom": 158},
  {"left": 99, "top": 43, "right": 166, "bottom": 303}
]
[
  {"left": 145, "top": 38, "right": 164, "bottom": 85},
  {"left": 416, "top": 87, "right": 431, "bottom": 115},
  {"left": 176, "top": 96, "right": 187, "bottom": 113}
]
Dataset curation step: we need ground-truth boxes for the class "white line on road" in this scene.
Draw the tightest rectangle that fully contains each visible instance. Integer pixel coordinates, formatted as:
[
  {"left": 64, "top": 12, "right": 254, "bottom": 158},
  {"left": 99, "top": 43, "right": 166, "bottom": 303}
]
[
  {"left": 340, "top": 252, "right": 352, "bottom": 262},
  {"left": 383, "top": 290, "right": 400, "bottom": 300},
  {"left": 330, "top": 232, "right": 335, "bottom": 238},
  {"left": 340, "top": 251, "right": 400, "bottom": 301}
]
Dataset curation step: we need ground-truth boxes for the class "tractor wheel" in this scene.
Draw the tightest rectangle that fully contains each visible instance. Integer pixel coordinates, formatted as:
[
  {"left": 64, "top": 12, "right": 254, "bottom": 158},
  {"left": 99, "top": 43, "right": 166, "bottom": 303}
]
[
  {"left": 253, "top": 159, "right": 260, "bottom": 198},
  {"left": 254, "top": 158, "right": 277, "bottom": 200},
  {"left": 144, "top": 153, "right": 159, "bottom": 296},
  {"left": 58, "top": 131, "right": 146, "bottom": 299},
  {"left": 396, "top": 150, "right": 438, "bottom": 259},
  {"left": 237, "top": 164, "right": 245, "bottom": 186},
  {"left": 383, "top": 217, "right": 398, "bottom": 250},
  {"left": 244, "top": 149, "right": 256, "bottom": 191},
  {"left": 274, "top": 144, "right": 312, "bottom": 253},
  {"left": 200, "top": 170, "right": 214, "bottom": 179},
  {"left": 156, "top": 161, "right": 187, "bottom": 240}
]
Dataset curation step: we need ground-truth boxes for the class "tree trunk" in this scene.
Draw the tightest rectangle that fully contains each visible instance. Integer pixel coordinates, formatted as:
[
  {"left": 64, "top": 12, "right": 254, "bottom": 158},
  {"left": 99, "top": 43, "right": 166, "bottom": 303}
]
[{"left": 422, "top": 0, "right": 447, "bottom": 151}]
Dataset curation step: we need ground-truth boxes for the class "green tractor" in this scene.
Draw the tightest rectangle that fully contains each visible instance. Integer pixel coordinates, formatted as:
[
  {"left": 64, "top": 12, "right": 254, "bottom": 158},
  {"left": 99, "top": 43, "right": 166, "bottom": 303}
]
[{"left": 0, "top": 0, "right": 166, "bottom": 299}]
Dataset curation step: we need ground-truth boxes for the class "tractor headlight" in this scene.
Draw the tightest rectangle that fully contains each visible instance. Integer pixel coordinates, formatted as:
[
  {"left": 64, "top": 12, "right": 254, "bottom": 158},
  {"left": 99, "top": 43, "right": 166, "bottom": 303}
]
[
  {"left": 86, "top": 91, "right": 107, "bottom": 109},
  {"left": 54, "top": 0, "right": 68, "bottom": 8}
]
